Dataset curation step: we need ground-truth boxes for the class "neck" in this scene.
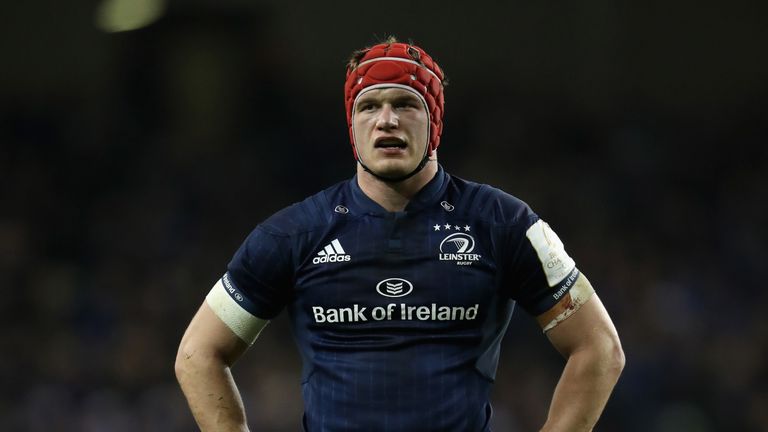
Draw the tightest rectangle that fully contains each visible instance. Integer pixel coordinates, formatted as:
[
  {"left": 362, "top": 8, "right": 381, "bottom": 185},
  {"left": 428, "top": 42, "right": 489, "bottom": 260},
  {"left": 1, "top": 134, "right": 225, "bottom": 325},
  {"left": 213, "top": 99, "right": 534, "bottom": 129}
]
[{"left": 356, "top": 161, "right": 439, "bottom": 212}]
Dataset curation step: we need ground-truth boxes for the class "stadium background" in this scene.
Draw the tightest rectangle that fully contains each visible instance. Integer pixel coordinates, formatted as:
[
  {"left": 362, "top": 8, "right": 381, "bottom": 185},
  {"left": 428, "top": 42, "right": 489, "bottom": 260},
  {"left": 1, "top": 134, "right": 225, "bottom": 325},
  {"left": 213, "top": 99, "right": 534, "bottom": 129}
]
[{"left": 1, "top": 0, "right": 766, "bottom": 430}]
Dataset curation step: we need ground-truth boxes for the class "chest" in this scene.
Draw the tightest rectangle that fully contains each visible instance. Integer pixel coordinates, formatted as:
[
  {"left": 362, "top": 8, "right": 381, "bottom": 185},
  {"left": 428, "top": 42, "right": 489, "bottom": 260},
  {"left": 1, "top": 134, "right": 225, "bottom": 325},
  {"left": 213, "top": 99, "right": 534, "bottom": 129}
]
[{"left": 291, "top": 213, "right": 500, "bottom": 324}]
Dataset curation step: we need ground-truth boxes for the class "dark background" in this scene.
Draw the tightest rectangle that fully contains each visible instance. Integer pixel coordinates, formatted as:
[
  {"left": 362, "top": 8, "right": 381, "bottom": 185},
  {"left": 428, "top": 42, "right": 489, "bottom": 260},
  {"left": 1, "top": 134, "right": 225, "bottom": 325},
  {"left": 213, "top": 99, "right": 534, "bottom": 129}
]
[{"left": 2, "top": 0, "right": 766, "bottom": 431}]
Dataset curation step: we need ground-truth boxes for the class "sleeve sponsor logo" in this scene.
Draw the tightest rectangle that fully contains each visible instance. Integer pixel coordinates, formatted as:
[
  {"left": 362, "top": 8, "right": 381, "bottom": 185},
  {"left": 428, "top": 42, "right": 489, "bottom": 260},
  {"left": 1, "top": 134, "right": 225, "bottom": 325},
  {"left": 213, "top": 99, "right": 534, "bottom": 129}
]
[
  {"left": 222, "top": 273, "right": 245, "bottom": 302},
  {"left": 525, "top": 220, "right": 576, "bottom": 287},
  {"left": 552, "top": 268, "right": 580, "bottom": 300}
]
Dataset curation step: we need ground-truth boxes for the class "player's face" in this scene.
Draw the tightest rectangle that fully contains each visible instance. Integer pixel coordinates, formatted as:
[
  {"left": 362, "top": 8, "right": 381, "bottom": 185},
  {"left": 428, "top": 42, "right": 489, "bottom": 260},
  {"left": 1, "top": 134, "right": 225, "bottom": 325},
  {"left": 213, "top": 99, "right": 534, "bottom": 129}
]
[{"left": 352, "top": 87, "right": 429, "bottom": 178}]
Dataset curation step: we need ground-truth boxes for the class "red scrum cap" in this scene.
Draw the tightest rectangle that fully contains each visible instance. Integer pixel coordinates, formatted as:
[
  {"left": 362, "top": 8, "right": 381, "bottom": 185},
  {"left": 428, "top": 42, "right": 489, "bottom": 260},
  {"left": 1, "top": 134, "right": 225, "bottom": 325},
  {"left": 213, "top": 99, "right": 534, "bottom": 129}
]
[{"left": 344, "top": 42, "right": 445, "bottom": 159}]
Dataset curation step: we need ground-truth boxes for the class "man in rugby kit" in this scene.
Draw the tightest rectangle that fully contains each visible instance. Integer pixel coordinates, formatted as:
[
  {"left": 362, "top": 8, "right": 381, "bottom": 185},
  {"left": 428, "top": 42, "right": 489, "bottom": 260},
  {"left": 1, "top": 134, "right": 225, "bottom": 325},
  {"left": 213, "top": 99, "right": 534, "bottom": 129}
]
[{"left": 175, "top": 38, "right": 625, "bottom": 432}]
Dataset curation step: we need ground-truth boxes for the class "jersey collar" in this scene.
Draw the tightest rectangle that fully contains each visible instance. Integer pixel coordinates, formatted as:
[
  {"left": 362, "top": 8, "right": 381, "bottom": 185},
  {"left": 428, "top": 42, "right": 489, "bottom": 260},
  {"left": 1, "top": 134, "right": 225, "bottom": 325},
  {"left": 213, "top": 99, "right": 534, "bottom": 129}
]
[{"left": 349, "top": 164, "right": 448, "bottom": 215}]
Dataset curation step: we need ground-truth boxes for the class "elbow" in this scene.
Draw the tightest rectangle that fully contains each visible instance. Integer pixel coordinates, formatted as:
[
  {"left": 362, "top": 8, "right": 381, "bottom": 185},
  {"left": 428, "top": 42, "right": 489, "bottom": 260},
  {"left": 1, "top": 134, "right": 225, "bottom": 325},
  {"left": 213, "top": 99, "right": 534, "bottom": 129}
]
[
  {"left": 174, "top": 345, "right": 191, "bottom": 383},
  {"left": 175, "top": 340, "right": 201, "bottom": 384},
  {"left": 606, "top": 337, "right": 626, "bottom": 379},
  {"left": 174, "top": 340, "right": 230, "bottom": 383},
  {"left": 582, "top": 331, "right": 625, "bottom": 380}
]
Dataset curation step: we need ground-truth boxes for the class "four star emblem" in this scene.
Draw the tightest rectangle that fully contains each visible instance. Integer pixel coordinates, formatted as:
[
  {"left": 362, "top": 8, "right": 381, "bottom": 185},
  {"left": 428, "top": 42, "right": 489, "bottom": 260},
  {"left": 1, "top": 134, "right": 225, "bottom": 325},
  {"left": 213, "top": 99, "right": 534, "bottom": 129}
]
[{"left": 433, "top": 223, "right": 471, "bottom": 232}]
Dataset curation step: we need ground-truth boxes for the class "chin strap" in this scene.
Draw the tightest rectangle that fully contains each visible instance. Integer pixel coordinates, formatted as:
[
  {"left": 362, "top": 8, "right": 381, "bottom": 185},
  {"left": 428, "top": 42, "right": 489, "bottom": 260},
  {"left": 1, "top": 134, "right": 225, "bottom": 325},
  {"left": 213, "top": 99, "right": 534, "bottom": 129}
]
[{"left": 358, "top": 152, "right": 432, "bottom": 183}]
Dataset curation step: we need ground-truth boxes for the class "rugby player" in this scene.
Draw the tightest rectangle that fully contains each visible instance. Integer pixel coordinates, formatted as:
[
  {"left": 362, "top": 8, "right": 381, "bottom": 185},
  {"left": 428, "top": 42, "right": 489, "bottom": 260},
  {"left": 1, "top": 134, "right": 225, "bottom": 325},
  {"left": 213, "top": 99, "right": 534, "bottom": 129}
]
[{"left": 175, "top": 37, "right": 625, "bottom": 432}]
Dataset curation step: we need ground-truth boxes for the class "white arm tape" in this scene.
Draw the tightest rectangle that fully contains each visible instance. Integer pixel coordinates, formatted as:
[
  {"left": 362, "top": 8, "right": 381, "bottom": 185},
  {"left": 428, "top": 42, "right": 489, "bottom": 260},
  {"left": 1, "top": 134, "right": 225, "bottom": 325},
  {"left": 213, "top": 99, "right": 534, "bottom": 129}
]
[
  {"left": 542, "top": 275, "right": 595, "bottom": 333},
  {"left": 526, "top": 219, "right": 577, "bottom": 287},
  {"left": 206, "top": 279, "right": 269, "bottom": 345}
]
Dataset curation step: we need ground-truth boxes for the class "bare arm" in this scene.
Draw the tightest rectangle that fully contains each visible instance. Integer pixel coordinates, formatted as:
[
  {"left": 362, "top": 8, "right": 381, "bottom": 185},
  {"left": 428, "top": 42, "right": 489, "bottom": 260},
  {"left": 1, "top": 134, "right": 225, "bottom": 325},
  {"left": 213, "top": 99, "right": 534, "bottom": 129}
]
[
  {"left": 536, "top": 277, "right": 625, "bottom": 431},
  {"left": 175, "top": 301, "right": 251, "bottom": 432}
]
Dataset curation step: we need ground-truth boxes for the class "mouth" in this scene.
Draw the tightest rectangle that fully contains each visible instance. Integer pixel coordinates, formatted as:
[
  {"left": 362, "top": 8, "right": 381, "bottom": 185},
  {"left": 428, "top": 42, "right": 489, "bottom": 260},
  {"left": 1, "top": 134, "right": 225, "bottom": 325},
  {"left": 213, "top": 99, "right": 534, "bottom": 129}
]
[{"left": 374, "top": 137, "right": 407, "bottom": 149}]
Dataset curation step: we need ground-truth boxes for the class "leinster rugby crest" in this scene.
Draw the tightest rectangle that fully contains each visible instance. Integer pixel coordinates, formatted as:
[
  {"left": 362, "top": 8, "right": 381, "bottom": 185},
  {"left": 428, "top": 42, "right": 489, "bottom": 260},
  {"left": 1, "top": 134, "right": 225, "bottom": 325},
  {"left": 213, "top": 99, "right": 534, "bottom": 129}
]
[{"left": 432, "top": 222, "right": 482, "bottom": 266}]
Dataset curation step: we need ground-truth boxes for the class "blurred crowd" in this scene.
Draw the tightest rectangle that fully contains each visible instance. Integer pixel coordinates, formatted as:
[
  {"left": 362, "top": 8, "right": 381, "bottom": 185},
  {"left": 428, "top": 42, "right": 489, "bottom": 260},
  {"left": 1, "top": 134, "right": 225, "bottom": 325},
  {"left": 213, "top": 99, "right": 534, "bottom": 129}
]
[{"left": 2, "top": 3, "right": 767, "bottom": 431}]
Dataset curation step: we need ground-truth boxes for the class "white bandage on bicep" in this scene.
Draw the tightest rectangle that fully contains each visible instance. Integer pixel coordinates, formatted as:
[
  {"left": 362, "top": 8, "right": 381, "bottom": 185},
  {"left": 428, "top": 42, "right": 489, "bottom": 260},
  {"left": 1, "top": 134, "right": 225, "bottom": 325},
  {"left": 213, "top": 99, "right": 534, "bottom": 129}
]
[
  {"left": 525, "top": 219, "right": 576, "bottom": 287},
  {"left": 205, "top": 279, "right": 269, "bottom": 345},
  {"left": 541, "top": 275, "right": 596, "bottom": 332},
  {"left": 525, "top": 219, "right": 595, "bottom": 332}
]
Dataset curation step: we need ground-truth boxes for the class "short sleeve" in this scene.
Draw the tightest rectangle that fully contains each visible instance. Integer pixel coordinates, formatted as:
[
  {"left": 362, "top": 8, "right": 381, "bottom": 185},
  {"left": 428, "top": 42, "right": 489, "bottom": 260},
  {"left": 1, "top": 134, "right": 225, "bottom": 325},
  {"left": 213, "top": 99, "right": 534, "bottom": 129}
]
[
  {"left": 500, "top": 216, "right": 581, "bottom": 316},
  {"left": 224, "top": 226, "right": 294, "bottom": 319}
]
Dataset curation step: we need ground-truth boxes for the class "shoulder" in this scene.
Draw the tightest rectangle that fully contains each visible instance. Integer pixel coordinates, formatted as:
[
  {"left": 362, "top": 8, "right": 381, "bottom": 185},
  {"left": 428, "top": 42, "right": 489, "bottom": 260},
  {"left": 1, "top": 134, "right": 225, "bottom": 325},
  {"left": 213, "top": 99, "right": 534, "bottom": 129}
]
[
  {"left": 446, "top": 173, "right": 537, "bottom": 226},
  {"left": 258, "top": 179, "right": 350, "bottom": 237}
]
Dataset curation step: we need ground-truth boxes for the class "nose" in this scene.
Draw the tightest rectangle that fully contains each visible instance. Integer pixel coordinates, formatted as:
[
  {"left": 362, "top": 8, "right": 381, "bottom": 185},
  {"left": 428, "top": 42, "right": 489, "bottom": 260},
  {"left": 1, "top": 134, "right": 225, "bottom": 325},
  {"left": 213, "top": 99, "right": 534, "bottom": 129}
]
[{"left": 375, "top": 104, "right": 398, "bottom": 130}]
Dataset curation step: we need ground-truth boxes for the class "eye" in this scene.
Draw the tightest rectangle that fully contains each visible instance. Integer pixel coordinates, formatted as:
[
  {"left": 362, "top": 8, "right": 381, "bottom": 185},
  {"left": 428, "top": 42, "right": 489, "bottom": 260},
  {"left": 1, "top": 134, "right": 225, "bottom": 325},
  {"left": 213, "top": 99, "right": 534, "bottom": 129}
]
[
  {"left": 394, "top": 100, "right": 418, "bottom": 109},
  {"left": 358, "top": 103, "right": 376, "bottom": 112}
]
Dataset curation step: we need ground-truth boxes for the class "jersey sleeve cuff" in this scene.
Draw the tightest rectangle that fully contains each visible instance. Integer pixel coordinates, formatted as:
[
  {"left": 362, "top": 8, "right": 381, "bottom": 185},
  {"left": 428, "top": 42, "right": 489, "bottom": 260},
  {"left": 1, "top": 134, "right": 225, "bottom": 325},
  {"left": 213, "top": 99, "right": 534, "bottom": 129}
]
[
  {"left": 540, "top": 273, "right": 596, "bottom": 332},
  {"left": 206, "top": 278, "right": 269, "bottom": 345}
]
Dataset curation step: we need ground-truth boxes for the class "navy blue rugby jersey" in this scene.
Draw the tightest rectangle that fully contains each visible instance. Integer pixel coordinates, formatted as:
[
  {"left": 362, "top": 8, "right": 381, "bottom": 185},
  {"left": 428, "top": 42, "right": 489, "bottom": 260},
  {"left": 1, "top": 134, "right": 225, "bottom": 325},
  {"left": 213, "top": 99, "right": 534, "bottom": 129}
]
[{"left": 224, "top": 165, "right": 580, "bottom": 432}]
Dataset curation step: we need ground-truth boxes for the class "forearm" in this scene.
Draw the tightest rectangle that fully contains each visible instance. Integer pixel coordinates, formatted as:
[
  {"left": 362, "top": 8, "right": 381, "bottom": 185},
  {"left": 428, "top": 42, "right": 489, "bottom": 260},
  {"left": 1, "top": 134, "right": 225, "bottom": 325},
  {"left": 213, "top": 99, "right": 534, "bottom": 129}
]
[
  {"left": 176, "top": 351, "right": 249, "bottom": 432},
  {"left": 540, "top": 344, "right": 624, "bottom": 432}
]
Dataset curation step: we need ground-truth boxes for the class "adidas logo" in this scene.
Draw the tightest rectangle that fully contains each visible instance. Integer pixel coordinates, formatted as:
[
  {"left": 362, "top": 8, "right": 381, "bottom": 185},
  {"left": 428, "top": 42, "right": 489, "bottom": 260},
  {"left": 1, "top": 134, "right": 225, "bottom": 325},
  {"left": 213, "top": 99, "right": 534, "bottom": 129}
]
[{"left": 312, "top": 239, "right": 352, "bottom": 264}]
